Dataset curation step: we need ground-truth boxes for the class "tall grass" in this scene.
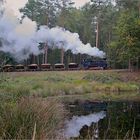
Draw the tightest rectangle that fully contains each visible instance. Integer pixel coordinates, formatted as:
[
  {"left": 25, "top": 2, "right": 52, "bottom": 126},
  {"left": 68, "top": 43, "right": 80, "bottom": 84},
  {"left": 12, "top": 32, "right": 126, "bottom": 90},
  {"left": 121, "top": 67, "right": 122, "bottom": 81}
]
[
  {"left": 0, "top": 93, "right": 66, "bottom": 139},
  {"left": 0, "top": 72, "right": 67, "bottom": 139}
]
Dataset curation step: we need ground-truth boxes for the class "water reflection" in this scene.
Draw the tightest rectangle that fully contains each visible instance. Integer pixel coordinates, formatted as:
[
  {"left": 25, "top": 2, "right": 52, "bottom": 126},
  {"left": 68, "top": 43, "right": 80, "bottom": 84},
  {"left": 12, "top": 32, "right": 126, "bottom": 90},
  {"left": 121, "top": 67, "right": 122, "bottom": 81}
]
[
  {"left": 64, "top": 111, "right": 106, "bottom": 138},
  {"left": 64, "top": 101, "right": 140, "bottom": 139}
]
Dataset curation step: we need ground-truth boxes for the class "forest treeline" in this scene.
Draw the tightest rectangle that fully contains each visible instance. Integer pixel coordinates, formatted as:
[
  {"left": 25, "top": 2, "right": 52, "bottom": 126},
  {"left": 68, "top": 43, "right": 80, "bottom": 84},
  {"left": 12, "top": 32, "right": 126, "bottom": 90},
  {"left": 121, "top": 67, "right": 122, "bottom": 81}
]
[{"left": 0, "top": 0, "right": 140, "bottom": 70}]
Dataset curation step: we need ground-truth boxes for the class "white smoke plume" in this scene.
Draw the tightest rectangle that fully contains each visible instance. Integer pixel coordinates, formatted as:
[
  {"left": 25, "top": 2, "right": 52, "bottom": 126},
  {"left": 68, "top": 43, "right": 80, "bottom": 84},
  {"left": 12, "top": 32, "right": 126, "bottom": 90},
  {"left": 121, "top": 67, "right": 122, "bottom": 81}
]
[
  {"left": 0, "top": 0, "right": 39, "bottom": 60},
  {"left": 0, "top": 0, "right": 105, "bottom": 61},
  {"left": 64, "top": 111, "right": 106, "bottom": 138},
  {"left": 35, "top": 26, "right": 105, "bottom": 58}
]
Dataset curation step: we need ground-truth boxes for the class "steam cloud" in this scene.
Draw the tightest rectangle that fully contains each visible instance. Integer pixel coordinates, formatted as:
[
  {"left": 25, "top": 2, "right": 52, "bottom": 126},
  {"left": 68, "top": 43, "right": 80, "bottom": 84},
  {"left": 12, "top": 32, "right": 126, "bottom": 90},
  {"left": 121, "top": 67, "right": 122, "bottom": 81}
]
[
  {"left": 35, "top": 26, "right": 105, "bottom": 57},
  {"left": 64, "top": 111, "right": 106, "bottom": 138},
  {"left": 0, "top": 0, "right": 105, "bottom": 61},
  {"left": 0, "top": 0, "right": 39, "bottom": 60}
]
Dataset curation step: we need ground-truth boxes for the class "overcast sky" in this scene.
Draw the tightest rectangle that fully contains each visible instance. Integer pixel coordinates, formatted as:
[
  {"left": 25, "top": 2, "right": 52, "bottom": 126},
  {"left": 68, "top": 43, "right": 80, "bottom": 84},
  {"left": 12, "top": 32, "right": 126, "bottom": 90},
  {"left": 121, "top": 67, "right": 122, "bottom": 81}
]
[
  {"left": 5, "top": 0, "right": 91, "bottom": 11},
  {"left": 4, "top": 0, "right": 91, "bottom": 16},
  {"left": 73, "top": 0, "right": 90, "bottom": 8}
]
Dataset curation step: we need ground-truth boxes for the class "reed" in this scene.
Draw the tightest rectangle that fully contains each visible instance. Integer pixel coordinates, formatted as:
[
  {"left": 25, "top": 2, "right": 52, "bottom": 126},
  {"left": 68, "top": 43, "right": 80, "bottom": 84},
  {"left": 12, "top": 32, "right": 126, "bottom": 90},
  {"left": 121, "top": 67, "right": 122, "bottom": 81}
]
[{"left": 0, "top": 95, "right": 66, "bottom": 139}]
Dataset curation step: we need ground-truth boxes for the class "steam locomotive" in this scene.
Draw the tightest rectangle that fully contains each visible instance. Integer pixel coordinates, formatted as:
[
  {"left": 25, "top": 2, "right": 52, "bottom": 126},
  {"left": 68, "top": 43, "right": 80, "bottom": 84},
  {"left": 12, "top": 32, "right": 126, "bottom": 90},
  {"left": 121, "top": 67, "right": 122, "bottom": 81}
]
[
  {"left": 82, "top": 59, "right": 107, "bottom": 70},
  {"left": 1, "top": 59, "right": 107, "bottom": 72}
]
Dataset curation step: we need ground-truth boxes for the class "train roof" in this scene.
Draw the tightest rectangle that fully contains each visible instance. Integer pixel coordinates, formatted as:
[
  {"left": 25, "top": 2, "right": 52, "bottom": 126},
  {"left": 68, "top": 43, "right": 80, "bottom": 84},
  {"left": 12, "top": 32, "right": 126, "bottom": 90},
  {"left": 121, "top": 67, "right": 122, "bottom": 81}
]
[
  {"left": 28, "top": 64, "right": 38, "bottom": 66},
  {"left": 54, "top": 63, "right": 64, "bottom": 66},
  {"left": 3, "top": 64, "right": 13, "bottom": 67},
  {"left": 41, "top": 63, "right": 51, "bottom": 66},
  {"left": 15, "top": 64, "right": 24, "bottom": 67},
  {"left": 68, "top": 63, "right": 78, "bottom": 65}
]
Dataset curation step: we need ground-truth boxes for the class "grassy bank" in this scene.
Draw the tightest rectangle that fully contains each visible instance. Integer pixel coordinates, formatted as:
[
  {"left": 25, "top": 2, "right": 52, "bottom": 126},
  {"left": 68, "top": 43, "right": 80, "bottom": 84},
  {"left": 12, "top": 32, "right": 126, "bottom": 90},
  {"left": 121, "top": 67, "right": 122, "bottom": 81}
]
[{"left": 0, "top": 70, "right": 140, "bottom": 98}]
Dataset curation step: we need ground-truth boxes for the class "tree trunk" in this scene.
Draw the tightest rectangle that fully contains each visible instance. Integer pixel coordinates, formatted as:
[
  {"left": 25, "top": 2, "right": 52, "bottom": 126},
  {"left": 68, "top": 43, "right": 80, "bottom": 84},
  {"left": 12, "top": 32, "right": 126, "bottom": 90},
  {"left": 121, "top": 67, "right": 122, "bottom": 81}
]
[
  {"left": 128, "top": 58, "right": 132, "bottom": 72},
  {"left": 61, "top": 48, "right": 64, "bottom": 64},
  {"left": 42, "top": 53, "right": 44, "bottom": 64},
  {"left": 136, "top": 57, "right": 139, "bottom": 71},
  {"left": 108, "top": 30, "right": 111, "bottom": 44},
  {"left": 24, "top": 59, "right": 27, "bottom": 66},
  {"left": 96, "top": 20, "right": 99, "bottom": 48},
  {"left": 138, "top": 1, "right": 140, "bottom": 17},
  {"left": 32, "top": 54, "right": 35, "bottom": 64},
  {"left": 37, "top": 55, "right": 40, "bottom": 65},
  {"left": 44, "top": 45, "right": 48, "bottom": 64}
]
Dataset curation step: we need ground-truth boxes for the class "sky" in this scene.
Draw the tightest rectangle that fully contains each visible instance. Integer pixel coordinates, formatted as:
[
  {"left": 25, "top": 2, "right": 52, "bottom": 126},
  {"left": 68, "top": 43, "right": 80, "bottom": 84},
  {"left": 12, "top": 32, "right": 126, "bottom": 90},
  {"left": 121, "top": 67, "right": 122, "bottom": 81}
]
[
  {"left": 3, "top": 0, "right": 28, "bottom": 16},
  {"left": 4, "top": 0, "right": 90, "bottom": 15},
  {"left": 73, "top": 0, "right": 90, "bottom": 8}
]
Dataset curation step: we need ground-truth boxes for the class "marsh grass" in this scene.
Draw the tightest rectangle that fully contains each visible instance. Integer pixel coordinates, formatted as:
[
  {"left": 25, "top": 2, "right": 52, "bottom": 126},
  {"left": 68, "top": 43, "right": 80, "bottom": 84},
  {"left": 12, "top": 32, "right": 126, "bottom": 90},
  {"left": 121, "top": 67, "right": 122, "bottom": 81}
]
[
  {"left": 0, "top": 95, "right": 66, "bottom": 139},
  {"left": 0, "top": 72, "right": 66, "bottom": 139},
  {"left": 0, "top": 71, "right": 139, "bottom": 99}
]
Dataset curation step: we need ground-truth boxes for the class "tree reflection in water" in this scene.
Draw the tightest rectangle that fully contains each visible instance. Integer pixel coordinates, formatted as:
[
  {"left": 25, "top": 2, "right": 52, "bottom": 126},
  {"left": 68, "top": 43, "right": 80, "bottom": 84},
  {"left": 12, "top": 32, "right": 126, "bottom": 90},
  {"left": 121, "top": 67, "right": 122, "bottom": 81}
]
[{"left": 65, "top": 101, "right": 140, "bottom": 139}]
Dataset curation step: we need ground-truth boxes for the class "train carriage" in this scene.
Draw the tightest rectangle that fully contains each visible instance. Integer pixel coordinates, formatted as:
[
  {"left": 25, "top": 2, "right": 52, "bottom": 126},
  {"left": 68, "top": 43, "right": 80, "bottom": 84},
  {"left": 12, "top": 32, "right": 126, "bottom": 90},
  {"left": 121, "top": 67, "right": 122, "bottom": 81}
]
[
  {"left": 2, "top": 64, "right": 14, "bottom": 72},
  {"left": 68, "top": 63, "right": 79, "bottom": 70},
  {"left": 15, "top": 64, "right": 25, "bottom": 72},
  {"left": 54, "top": 63, "right": 65, "bottom": 71},
  {"left": 40, "top": 64, "right": 52, "bottom": 71},
  {"left": 27, "top": 64, "right": 39, "bottom": 71}
]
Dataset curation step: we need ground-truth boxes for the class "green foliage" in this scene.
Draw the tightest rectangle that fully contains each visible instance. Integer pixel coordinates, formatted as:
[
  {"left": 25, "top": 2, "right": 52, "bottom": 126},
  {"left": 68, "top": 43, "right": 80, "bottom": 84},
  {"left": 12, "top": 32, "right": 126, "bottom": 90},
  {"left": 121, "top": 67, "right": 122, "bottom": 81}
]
[
  {"left": 115, "top": 0, "right": 140, "bottom": 10},
  {"left": 21, "top": 0, "right": 59, "bottom": 26},
  {"left": 108, "top": 6, "right": 140, "bottom": 68},
  {"left": 116, "top": 11, "right": 140, "bottom": 49}
]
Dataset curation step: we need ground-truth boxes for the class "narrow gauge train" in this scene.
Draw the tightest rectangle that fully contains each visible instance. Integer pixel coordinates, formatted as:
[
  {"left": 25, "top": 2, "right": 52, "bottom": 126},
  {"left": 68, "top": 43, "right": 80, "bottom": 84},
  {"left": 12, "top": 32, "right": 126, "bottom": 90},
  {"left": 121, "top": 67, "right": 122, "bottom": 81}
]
[{"left": 1, "top": 59, "right": 107, "bottom": 72}]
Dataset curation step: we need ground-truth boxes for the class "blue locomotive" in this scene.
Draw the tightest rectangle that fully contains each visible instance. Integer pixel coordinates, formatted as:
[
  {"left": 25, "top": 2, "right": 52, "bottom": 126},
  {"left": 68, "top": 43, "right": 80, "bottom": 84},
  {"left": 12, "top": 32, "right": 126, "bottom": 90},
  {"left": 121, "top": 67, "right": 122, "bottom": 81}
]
[{"left": 82, "top": 58, "right": 107, "bottom": 70}]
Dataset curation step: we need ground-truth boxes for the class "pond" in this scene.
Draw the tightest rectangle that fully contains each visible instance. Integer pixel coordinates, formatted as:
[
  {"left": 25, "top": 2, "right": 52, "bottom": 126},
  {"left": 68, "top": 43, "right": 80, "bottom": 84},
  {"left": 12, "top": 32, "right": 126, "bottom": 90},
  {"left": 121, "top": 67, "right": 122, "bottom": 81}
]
[{"left": 63, "top": 100, "right": 140, "bottom": 139}]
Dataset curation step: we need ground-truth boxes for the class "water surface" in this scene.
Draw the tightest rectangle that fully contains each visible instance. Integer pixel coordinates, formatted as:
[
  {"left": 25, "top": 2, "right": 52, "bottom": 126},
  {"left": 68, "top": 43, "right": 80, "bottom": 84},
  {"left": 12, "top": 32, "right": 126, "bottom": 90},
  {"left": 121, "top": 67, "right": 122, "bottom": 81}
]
[{"left": 64, "top": 100, "right": 140, "bottom": 139}]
